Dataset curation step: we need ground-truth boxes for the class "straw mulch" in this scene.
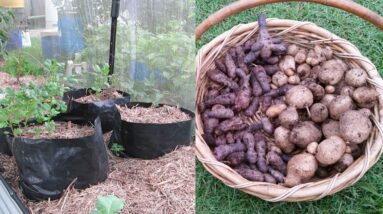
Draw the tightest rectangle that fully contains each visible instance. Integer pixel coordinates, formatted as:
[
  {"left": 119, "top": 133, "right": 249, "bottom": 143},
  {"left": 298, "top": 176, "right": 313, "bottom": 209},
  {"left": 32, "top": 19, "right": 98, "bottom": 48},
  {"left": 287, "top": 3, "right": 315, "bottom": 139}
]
[
  {"left": 75, "top": 88, "right": 123, "bottom": 103},
  {"left": 0, "top": 72, "right": 45, "bottom": 90},
  {"left": 20, "top": 121, "right": 95, "bottom": 139},
  {"left": 0, "top": 144, "right": 195, "bottom": 214},
  {"left": 118, "top": 105, "right": 191, "bottom": 124}
]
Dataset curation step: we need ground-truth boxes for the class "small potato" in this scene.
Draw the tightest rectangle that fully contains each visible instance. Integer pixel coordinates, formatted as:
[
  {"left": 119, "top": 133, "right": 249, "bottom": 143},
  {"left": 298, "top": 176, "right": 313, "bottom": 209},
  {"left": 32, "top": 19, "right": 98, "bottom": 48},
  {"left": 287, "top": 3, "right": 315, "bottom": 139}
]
[
  {"left": 307, "top": 142, "right": 318, "bottom": 154},
  {"left": 340, "top": 86, "right": 355, "bottom": 97},
  {"left": 345, "top": 68, "right": 367, "bottom": 87},
  {"left": 279, "top": 55, "right": 296, "bottom": 74},
  {"left": 295, "top": 49, "right": 307, "bottom": 64},
  {"left": 288, "top": 44, "right": 299, "bottom": 56},
  {"left": 340, "top": 110, "right": 373, "bottom": 144},
  {"left": 325, "top": 85, "right": 335, "bottom": 94},
  {"left": 279, "top": 106, "right": 299, "bottom": 129},
  {"left": 306, "top": 49, "right": 321, "bottom": 66},
  {"left": 320, "top": 94, "right": 336, "bottom": 108},
  {"left": 310, "top": 103, "right": 328, "bottom": 122},
  {"left": 274, "top": 126, "right": 295, "bottom": 153},
  {"left": 272, "top": 71, "right": 288, "bottom": 87},
  {"left": 316, "top": 136, "right": 346, "bottom": 166},
  {"left": 306, "top": 82, "right": 325, "bottom": 101},
  {"left": 353, "top": 86, "right": 377, "bottom": 108},
  {"left": 284, "top": 153, "right": 318, "bottom": 187},
  {"left": 321, "top": 120, "right": 340, "bottom": 138},
  {"left": 334, "top": 153, "right": 354, "bottom": 172},
  {"left": 266, "top": 104, "right": 287, "bottom": 118},
  {"left": 318, "top": 59, "right": 346, "bottom": 85},
  {"left": 296, "top": 63, "right": 311, "bottom": 79},
  {"left": 289, "top": 121, "right": 322, "bottom": 148},
  {"left": 288, "top": 75, "right": 300, "bottom": 85},
  {"left": 308, "top": 65, "right": 321, "bottom": 80},
  {"left": 286, "top": 85, "right": 314, "bottom": 109},
  {"left": 329, "top": 95, "right": 354, "bottom": 120}
]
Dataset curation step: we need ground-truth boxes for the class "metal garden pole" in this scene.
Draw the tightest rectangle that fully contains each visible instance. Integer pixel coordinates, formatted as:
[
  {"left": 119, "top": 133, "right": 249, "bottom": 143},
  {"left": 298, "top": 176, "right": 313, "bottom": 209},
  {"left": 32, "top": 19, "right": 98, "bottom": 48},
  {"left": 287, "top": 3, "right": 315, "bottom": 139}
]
[{"left": 108, "top": 0, "right": 120, "bottom": 79}]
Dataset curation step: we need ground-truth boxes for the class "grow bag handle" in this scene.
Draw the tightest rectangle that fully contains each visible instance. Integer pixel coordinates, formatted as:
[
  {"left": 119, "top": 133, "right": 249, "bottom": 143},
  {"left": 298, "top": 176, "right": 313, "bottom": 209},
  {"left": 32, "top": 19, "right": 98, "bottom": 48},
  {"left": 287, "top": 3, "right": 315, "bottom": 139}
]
[{"left": 196, "top": 0, "right": 383, "bottom": 40}]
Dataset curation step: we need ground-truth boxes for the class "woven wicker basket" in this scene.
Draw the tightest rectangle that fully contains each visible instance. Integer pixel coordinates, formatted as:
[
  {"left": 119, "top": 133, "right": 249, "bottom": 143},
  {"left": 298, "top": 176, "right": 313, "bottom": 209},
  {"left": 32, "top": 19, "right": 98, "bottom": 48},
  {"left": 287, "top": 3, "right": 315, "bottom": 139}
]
[{"left": 195, "top": 0, "right": 383, "bottom": 202}]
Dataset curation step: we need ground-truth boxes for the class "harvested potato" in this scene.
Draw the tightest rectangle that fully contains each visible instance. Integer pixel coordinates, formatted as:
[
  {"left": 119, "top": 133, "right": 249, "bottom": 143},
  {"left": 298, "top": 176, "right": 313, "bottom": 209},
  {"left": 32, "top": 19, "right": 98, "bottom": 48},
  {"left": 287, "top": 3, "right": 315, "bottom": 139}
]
[
  {"left": 288, "top": 44, "right": 299, "bottom": 56},
  {"left": 284, "top": 153, "right": 318, "bottom": 187},
  {"left": 358, "top": 108, "right": 372, "bottom": 118},
  {"left": 285, "top": 85, "right": 314, "bottom": 109},
  {"left": 352, "top": 86, "right": 377, "bottom": 108},
  {"left": 274, "top": 126, "right": 295, "bottom": 153},
  {"left": 295, "top": 48, "right": 307, "bottom": 64},
  {"left": 279, "top": 106, "right": 299, "bottom": 129},
  {"left": 345, "top": 68, "right": 367, "bottom": 87},
  {"left": 329, "top": 95, "right": 354, "bottom": 120},
  {"left": 266, "top": 104, "right": 287, "bottom": 118},
  {"left": 279, "top": 55, "right": 296, "bottom": 75},
  {"left": 340, "top": 110, "right": 373, "bottom": 144},
  {"left": 318, "top": 59, "right": 346, "bottom": 85},
  {"left": 322, "top": 46, "right": 333, "bottom": 60},
  {"left": 289, "top": 121, "right": 322, "bottom": 148},
  {"left": 316, "top": 136, "right": 346, "bottom": 166},
  {"left": 325, "top": 85, "right": 335, "bottom": 94},
  {"left": 272, "top": 71, "right": 288, "bottom": 87},
  {"left": 334, "top": 153, "right": 354, "bottom": 172},
  {"left": 306, "top": 142, "right": 318, "bottom": 154},
  {"left": 296, "top": 63, "right": 311, "bottom": 79},
  {"left": 310, "top": 103, "right": 328, "bottom": 122},
  {"left": 288, "top": 75, "right": 300, "bottom": 85},
  {"left": 340, "top": 86, "right": 354, "bottom": 97},
  {"left": 321, "top": 120, "right": 340, "bottom": 138},
  {"left": 306, "top": 82, "right": 325, "bottom": 102},
  {"left": 320, "top": 94, "right": 336, "bottom": 108}
]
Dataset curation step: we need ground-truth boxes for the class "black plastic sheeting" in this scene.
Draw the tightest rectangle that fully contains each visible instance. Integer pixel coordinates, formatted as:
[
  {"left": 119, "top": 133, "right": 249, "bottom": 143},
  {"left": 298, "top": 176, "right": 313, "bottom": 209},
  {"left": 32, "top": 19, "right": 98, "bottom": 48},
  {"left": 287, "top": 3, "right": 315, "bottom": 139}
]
[
  {"left": 7, "top": 117, "right": 108, "bottom": 201},
  {"left": 111, "top": 102, "right": 195, "bottom": 159},
  {"left": 63, "top": 88, "right": 130, "bottom": 133},
  {"left": 0, "top": 129, "right": 11, "bottom": 156}
]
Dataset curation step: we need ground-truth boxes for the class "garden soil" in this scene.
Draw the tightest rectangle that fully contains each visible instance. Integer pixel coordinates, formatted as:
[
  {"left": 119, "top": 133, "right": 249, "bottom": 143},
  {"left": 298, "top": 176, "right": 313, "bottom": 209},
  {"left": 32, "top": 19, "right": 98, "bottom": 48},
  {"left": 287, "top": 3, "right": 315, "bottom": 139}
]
[
  {"left": 0, "top": 134, "right": 195, "bottom": 213},
  {"left": 0, "top": 72, "right": 46, "bottom": 90}
]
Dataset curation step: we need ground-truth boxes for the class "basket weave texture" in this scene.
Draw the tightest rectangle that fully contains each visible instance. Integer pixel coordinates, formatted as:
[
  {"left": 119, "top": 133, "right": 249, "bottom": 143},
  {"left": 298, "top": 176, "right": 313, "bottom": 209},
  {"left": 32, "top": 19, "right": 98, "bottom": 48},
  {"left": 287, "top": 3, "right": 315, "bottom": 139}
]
[{"left": 195, "top": 19, "right": 383, "bottom": 202}]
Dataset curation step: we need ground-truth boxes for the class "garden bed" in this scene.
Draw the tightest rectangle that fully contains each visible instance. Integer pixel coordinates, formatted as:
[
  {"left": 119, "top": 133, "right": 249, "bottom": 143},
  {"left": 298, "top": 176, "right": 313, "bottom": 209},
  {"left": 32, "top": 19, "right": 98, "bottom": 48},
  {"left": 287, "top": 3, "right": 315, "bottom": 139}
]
[
  {"left": 0, "top": 141, "right": 195, "bottom": 213},
  {"left": 0, "top": 72, "right": 45, "bottom": 90}
]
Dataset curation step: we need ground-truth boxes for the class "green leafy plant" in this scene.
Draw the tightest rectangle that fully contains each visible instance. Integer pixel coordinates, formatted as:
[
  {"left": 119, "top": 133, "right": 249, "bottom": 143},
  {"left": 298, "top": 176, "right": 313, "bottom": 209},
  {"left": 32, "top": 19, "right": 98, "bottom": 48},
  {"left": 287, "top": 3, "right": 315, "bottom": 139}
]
[
  {"left": 1, "top": 52, "right": 45, "bottom": 79},
  {"left": 91, "top": 64, "right": 110, "bottom": 94},
  {"left": 91, "top": 195, "right": 125, "bottom": 214},
  {"left": 110, "top": 143, "right": 125, "bottom": 156},
  {"left": 0, "top": 9, "right": 14, "bottom": 59},
  {"left": 0, "top": 60, "right": 71, "bottom": 137}
]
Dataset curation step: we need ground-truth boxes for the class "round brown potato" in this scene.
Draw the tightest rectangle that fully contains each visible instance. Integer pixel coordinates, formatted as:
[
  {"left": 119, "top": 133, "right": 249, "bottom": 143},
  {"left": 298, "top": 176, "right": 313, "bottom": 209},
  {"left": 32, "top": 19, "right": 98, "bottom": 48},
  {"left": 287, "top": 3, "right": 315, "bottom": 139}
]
[
  {"left": 278, "top": 107, "right": 299, "bottom": 129},
  {"left": 325, "top": 85, "right": 335, "bottom": 94},
  {"left": 329, "top": 95, "right": 354, "bottom": 120},
  {"left": 295, "top": 49, "right": 307, "bottom": 64},
  {"left": 321, "top": 120, "right": 340, "bottom": 138},
  {"left": 288, "top": 44, "right": 299, "bottom": 56},
  {"left": 358, "top": 108, "right": 372, "bottom": 117},
  {"left": 266, "top": 104, "right": 287, "bottom": 118},
  {"left": 352, "top": 86, "right": 377, "bottom": 108},
  {"left": 320, "top": 94, "right": 335, "bottom": 108},
  {"left": 286, "top": 85, "right": 314, "bottom": 109},
  {"left": 334, "top": 153, "right": 354, "bottom": 172},
  {"left": 345, "top": 68, "right": 367, "bottom": 87},
  {"left": 285, "top": 153, "right": 318, "bottom": 187},
  {"left": 310, "top": 103, "right": 328, "bottom": 122},
  {"left": 288, "top": 75, "right": 300, "bottom": 85},
  {"left": 316, "top": 136, "right": 346, "bottom": 166},
  {"left": 318, "top": 59, "right": 346, "bottom": 85},
  {"left": 340, "top": 86, "right": 355, "bottom": 97},
  {"left": 289, "top": 121, "right": 322, "bottom": 148},
  {"left": 272, "top": 71, "right": 288, "bottom": 87},
  {"left": 296, "top": 63, "right": 311, "bottom": 79},
  {"left": 306, "top": 82, "right": 325, "bottom": 101},
  {"left": 274, "top": 126, "right": 295, "bottom": 153},
  {"left": 340, "top": 110, "right": 373, "bottom": 144}
]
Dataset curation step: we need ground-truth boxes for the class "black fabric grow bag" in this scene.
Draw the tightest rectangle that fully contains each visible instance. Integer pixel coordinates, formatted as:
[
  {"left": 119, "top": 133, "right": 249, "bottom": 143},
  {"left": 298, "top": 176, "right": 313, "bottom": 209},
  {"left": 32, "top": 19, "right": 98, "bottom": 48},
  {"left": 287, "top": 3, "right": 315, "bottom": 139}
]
[
  {"left": 7, "top": 116, "right": 108, "bottom": 201},
  {"left": 111, "top": 102, "right": 195, "bottom": 159},
  {"left": 0, "top": 128, "right": 11, "bottom": 156},
  {"left": 63, "top": 88, "right": 130, "bottom": 133}
]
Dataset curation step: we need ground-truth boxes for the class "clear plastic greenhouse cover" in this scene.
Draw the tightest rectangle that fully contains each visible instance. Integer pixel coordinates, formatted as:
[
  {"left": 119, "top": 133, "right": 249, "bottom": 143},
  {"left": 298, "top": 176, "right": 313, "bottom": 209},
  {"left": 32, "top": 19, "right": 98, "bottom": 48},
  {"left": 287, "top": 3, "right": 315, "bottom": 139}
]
[{"left": 1, "top": 0, "right": 195, "bottom": 109}]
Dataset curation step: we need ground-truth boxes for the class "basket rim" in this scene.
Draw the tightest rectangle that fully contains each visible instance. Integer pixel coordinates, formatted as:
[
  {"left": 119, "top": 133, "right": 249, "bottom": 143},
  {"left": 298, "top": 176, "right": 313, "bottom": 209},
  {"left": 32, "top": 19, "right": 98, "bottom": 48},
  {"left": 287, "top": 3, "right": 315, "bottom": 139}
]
[{"left": 195, "top": 18, "right": 383, "bottom": 202}]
